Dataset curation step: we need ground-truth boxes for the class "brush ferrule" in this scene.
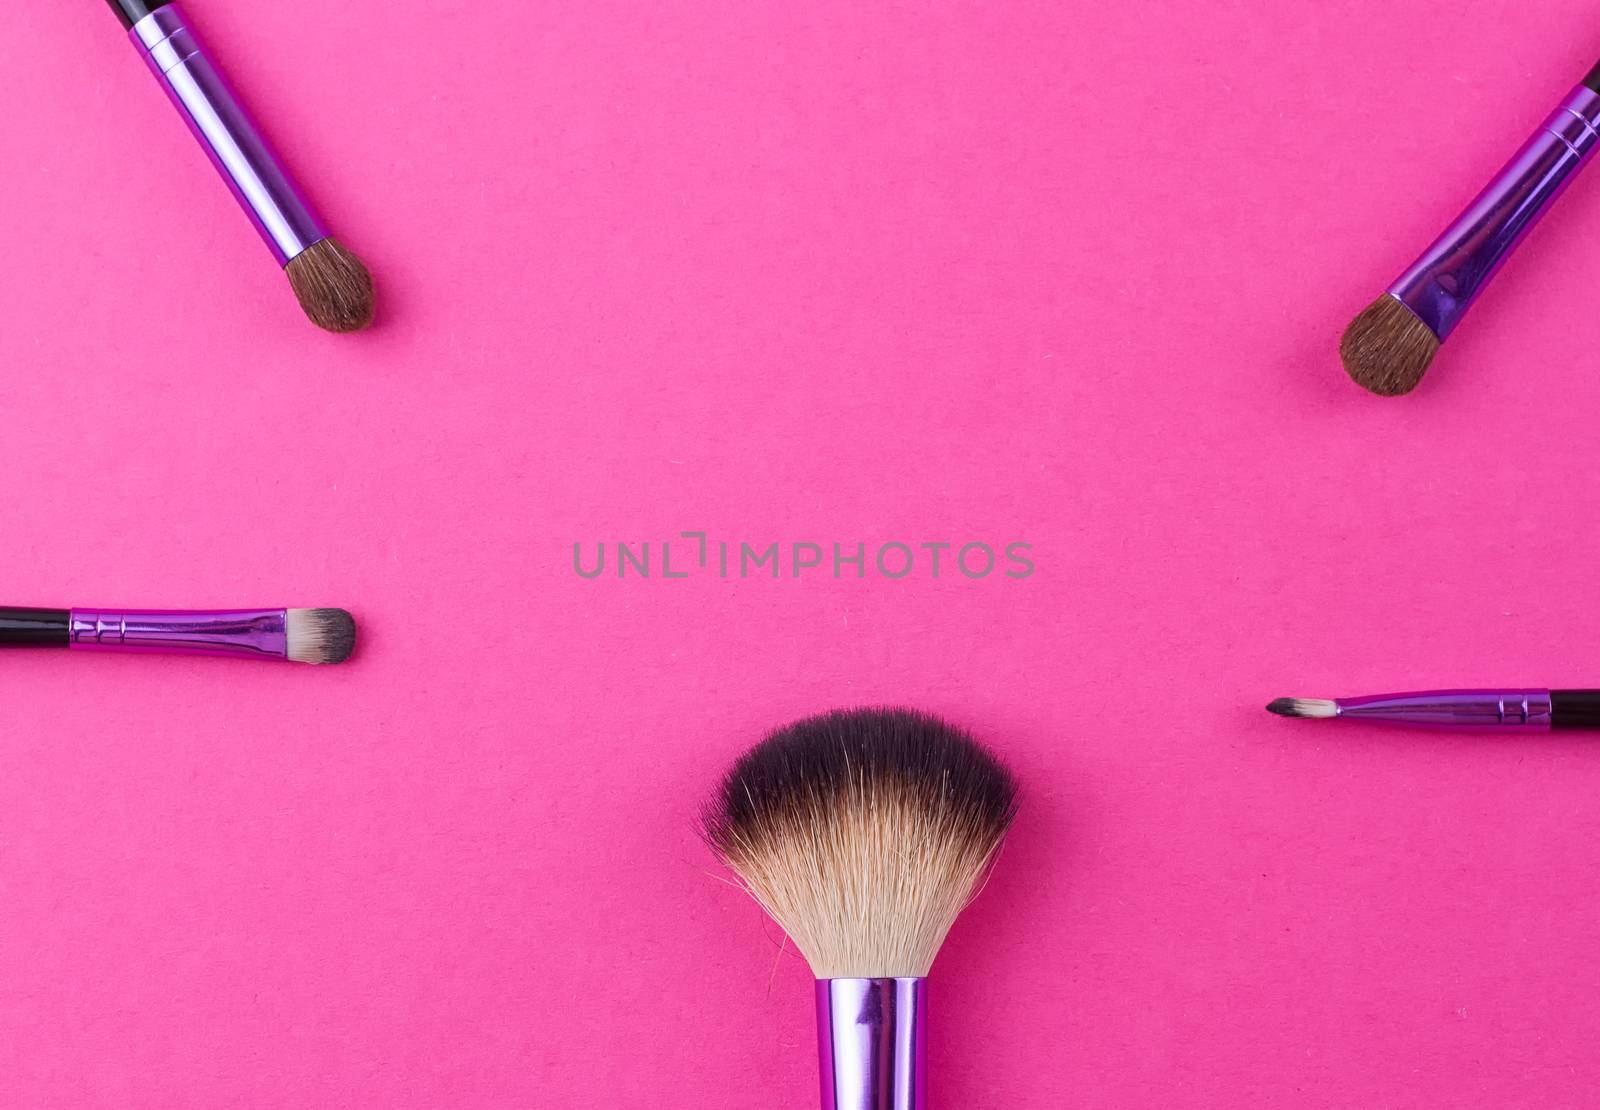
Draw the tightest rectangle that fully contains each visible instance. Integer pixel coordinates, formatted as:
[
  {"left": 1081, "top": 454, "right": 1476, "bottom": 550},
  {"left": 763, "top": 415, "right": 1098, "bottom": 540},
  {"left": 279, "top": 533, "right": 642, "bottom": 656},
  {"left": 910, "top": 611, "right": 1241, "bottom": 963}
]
[
  {"left": 816, "top": 978, "right": 926, "bottom": 1110},
  {"left": 1389, "top": 83, "right": 1600, "bottom": 340},
  {"left": 1335, "top": 690, "right": 1552, "bottom": 729},
  {"left": 130, "top": 4, "right": 328, "bottom": 265},
  {"left": 68, "top": 608, "right": 289, "bottom": 660}
]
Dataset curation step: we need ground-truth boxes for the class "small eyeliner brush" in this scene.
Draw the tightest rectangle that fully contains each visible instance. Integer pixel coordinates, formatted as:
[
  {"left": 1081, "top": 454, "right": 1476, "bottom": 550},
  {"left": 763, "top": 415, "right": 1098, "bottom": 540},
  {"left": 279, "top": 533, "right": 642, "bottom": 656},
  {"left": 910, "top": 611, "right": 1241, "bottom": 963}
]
[{"left": 1267, "top": 690, "right": 1600, "bottom": 731}]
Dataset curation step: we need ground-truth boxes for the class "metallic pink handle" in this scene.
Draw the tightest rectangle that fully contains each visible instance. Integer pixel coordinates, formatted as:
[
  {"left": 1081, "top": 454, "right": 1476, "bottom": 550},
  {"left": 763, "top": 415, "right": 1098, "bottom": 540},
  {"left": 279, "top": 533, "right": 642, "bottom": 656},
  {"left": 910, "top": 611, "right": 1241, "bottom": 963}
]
[
  {"left": 130, "top": 4, "right": 328, "bottom": 265},
  {"left": 69, "top": 608, "right": 289, "bottom": 659},
  {"left": 1332, "top": 689, "right": 1552, "bottom": 729},
  {"left": 816, "top": 978, "right": 926, "bottom": 1110},
  {"left": 1389, "top": 84, "right": 1600, "bottom": 339}
]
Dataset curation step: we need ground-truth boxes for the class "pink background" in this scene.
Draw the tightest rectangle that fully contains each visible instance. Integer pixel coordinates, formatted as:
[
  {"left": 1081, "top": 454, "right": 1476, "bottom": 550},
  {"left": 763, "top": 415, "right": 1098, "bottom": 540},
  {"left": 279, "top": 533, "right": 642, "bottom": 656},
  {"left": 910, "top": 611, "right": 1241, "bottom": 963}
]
[{"left": 8, "top": 0, "right": 1600, "bottom": 1105}]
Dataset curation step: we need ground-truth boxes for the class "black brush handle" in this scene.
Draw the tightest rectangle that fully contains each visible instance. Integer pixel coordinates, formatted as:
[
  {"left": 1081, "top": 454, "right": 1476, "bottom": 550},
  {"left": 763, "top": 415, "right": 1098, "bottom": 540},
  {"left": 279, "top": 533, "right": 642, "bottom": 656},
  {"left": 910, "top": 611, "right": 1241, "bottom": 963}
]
[
  {"left": 105, "top": 0, "right": 173, "bottom": 31},
  {"left": 1552, "top": 690, "right": 1600, "bottom": 729},
  {"left": 0, "top": 608, "right": 70, "bottom": 647},
  {"left": 1585, "top": 61, "right": 1600, "bottom": 94}
]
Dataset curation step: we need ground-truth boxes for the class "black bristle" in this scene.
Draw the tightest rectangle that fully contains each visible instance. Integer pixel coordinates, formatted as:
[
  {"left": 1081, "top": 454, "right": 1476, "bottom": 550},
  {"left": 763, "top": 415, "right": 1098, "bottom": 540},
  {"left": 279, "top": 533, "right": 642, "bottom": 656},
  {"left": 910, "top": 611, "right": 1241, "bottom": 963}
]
[
  {"left": 1266, "top": 698, "right": 1297, "bottom": 717},
  {"left": 311, "top": 608, "right": 357, "bottom": 663},
  {"left": 703, "top": 707, "right": 1018, "bottom": 852}
]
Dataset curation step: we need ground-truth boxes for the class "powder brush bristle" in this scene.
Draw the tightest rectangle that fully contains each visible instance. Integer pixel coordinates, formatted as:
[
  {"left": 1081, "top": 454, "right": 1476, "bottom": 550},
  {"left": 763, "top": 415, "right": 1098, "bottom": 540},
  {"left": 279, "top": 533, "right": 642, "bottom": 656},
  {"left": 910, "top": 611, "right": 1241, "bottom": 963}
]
[
  {"left": 1339, "top": 294, "right": 1440, "bottom": 396},
  {"left": 285, "top": 237, "right": 375, "bottom": 333},
  {"left": 703, "top": 707, "right": 1018, "bottom": 979},
  {"left": 285, "top": 607, "right": 357, "bottom": 664}
]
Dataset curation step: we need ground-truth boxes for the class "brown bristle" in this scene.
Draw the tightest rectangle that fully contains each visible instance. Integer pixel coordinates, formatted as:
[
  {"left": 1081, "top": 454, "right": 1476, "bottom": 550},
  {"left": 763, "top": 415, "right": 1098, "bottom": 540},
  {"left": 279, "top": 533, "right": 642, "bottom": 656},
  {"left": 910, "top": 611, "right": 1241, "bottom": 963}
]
[
  {"left": 285, "top": 238, "right": 375, "bottom": 333},
  {"left": 1339, "top": 294, "right": 1440, "bottom": 396},
  {"left": 702, "top": 708, "right": 1018, "bottom": 979}
]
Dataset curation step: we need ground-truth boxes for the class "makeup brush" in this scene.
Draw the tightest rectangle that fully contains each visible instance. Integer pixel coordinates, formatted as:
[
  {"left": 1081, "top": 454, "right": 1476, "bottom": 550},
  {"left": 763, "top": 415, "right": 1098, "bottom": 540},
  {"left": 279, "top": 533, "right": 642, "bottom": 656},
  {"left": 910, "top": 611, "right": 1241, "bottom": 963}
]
[
  {"left": 1267, "top": 689, "right": 1600, "bottom": 731},
  {"left": 1340, "top": 60, "right": 1600, "bottom": 396},
  {"left": 106, "top": 0, "right": 375, "bottom": 332},
  {"left": 702, "top": 707, "right": 1018, "bottom": 1110},
  {"left": 0, "top": 606, "right": 355, "bottom": 664}
]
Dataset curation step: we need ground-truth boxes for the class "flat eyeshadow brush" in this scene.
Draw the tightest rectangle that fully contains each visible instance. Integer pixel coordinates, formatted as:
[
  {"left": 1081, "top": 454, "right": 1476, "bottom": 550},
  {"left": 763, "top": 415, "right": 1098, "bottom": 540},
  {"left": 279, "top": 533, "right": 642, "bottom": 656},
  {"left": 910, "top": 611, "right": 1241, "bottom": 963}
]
[
  {"left": 1341, "top": 60, "right": 1600, "bottom": 395},
  {"left": 105, "top": 0, "right": 374, "bottom": 332},
  {"left": 1267, "top": 690, "right": 1600, "bottom": 731},
  {"left": 0, "top": 606, "right": 355, "bottom": 664}
]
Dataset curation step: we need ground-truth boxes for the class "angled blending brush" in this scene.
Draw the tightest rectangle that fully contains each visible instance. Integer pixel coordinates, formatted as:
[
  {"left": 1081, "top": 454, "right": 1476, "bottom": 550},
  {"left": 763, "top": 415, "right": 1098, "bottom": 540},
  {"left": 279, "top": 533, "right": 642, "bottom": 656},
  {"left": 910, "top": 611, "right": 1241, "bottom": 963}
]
[
  {"left": 1341, "top": 60, "right": 1600, "bottom": 396},
  {"left": 1267, "top": 689, "right": 1600, "bottom": 731},
  {"left": 703, "top": 707, "right": 1018, "bottom": 1110},
  {"left": 105, "top": 0, "right": 374, "bottom": 332},
  {"left": 0, "top": 606, "right": 355, "bottom": 664}
]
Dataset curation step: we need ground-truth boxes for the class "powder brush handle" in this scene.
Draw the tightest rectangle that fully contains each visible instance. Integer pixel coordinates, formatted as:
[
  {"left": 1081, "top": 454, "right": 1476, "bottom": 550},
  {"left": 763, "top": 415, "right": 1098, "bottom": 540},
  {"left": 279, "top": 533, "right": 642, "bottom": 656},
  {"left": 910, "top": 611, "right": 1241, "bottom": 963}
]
[
  {"left": 816, "top": 978, "right": 927, "bottom": 1110},
  {"left": 1389, "top": 82, "right": 1600, "bottom": 340}
]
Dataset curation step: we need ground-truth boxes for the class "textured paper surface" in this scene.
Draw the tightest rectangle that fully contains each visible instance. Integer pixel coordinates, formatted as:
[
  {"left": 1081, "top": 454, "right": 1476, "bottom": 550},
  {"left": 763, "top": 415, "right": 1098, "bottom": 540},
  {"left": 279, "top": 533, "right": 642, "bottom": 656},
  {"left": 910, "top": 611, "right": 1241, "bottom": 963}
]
[{"left": 7, "top": 0, "right": 1600, "bottom": 1105}]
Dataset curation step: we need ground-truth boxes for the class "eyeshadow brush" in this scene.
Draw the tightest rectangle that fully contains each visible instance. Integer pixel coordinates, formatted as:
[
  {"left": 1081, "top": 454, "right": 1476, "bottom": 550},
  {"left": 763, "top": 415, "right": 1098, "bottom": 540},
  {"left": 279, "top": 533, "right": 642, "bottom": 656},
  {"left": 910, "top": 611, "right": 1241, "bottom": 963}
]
[
  {"left": 1341, "top": 59, "right": 1600, "bottom": 395},
  {"left": 105, "top": 0, "right": 375, "bottom": 332},
  {"left": 0, "top": 606, "right": 355, "bottom": 664}
]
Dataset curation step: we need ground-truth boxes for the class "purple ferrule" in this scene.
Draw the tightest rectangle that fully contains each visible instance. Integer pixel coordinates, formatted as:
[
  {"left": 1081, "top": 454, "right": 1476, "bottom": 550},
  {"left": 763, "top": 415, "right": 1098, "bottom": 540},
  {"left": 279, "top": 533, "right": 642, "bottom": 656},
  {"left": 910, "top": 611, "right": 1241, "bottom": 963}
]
[
  {"left": 130, "top": 4, "right": 328, "bottom": 265},
  {"left": 1389, "top": 83, "right": 1600, "bottom": 340},
  {"left": 816, "top": 978, "right": 926, "bottom": 1110},
  {"left": 68, "top": 608, "right": 289, "bottom": 660},
  {"left": 1333, "top": 689, "right": 1552, "bottom": 730}
]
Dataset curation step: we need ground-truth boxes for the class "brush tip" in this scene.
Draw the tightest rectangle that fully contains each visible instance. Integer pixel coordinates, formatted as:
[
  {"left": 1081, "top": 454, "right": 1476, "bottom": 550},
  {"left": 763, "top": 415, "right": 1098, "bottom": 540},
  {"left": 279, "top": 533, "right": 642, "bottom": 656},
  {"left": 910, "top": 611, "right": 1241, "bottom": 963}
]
[
  {"left": 285, "top": 237, "right": 375, "bottom": 333},
  {"left": 705, "top": 707, "right": 1018, "bottom": 851},
  {"left": 1339, "top": 294, "right": 1439, "bottom": 396},
  {"left": 704, "top": 706, "right": 1019, "bottom": 979},
  {"left": 286, "top": 607, "right": 357, "bottom": 664},
  {"left": 1266, "top": 697, "right": 1337, "bottom": 719}
]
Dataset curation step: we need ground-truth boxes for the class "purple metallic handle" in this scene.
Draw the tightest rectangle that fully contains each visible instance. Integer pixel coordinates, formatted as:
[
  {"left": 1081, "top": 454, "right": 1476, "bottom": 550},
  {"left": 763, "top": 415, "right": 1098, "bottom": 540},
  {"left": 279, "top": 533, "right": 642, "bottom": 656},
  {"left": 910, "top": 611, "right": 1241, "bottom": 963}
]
[
  {"left": 1333, "top": 690, "right": 1552, "bottom": 729},
  {"left": 69, "top": 608, "right": 289, "bottom": 660},
  {"left": 1390, "top": 84, "right": 1600, "bottom": 340},
  {"left": 130, "top": 5, "right": 328, "bottom": 265},
  {"left": 816, "top": 978, "right": 926, "bottom": 1110}
]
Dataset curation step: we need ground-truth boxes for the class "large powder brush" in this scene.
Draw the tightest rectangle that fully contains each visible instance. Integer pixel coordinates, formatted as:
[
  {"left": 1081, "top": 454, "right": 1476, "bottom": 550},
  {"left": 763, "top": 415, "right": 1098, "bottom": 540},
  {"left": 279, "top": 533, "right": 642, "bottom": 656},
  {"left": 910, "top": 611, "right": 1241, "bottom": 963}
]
[{"left": 703, "top": 707, "right": 1018, "bottom": 1110}]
